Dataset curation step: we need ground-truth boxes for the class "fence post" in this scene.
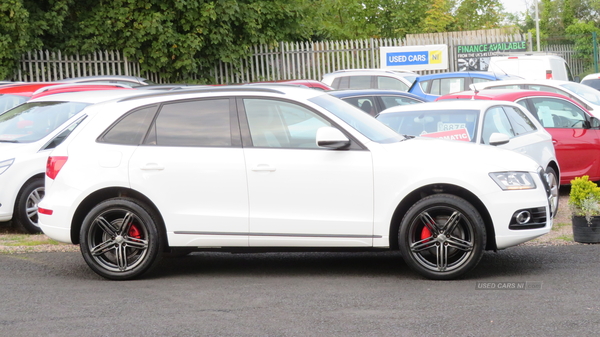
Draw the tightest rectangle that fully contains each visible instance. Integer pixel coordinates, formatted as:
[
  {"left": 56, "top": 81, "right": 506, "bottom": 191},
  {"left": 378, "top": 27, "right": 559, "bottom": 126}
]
[{"left": 593, "top": 32, "right": 598, "bottom": 73}]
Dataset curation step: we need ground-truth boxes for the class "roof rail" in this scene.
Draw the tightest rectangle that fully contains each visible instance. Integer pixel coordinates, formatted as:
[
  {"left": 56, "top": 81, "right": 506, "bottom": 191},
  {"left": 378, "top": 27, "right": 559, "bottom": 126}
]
[
  {"left": 32, "top": 83, "right": 131, "bottom": 95},
  {"left": 117, "top": 85, "right": 286, "bottom": 102}
]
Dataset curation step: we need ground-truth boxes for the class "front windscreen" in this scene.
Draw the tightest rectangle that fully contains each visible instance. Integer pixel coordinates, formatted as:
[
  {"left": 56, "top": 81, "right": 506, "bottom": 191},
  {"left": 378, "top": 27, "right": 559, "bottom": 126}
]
[
  {"left": 0, "top": 94, "right": 28, "bottom": 114},
  {"left": 0, "top": 101, "right": 90, "bottom": 143},
  {"left": 376, "top": 109, "right": 480, "bottom": 142},
  {"left": 560, "top": 82, "right": 600, "bottom": 105},
  {"left": 309, "top": 94, "right": 404, "bottom": 144}
]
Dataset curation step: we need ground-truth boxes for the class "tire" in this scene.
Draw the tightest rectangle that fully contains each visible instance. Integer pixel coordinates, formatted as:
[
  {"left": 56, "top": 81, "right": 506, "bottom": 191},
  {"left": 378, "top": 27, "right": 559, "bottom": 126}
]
[
  {"left": 398, "top": 194, "right": 486, "bottom": 280},
  {"left": 79, "top": 198, "right": 162, "bottom": 280},
  {"left": 13, "top": 178, "right": 45, "bottom": 234},
  {"left": 545, "top": 167, "right": 559, "bottom": 218}
]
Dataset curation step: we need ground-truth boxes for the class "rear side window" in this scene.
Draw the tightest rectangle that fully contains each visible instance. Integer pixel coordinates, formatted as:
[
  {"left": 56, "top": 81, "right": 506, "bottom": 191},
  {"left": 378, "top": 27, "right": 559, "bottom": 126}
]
[
  {"left": 147, "top": 99, "right": 231, "bottom": 147},
  {"left": 100, "top": 105, "right": 157, "bottom": 145},
  {"left": 348, "top": 76, "right": 372, "bottom": 89},
  {"left": 380, "top": 96, "right": 422, "bottom": 109},
  {"left": 377, "top": 76, "right": 408, "bottom": 91}
]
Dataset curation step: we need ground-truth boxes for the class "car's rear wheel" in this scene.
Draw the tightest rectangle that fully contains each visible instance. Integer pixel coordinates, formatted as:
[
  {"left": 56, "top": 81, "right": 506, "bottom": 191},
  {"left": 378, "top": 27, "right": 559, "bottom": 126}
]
[
  {"left": 13, "top": 178, "right": 44, "bottom": 234},
  {"left": 80, "top": 198, "right": 162, "bottom": 280},
  {"left": 398, "top": 194, "right": 486, "bottom": 280},
  {"left": 545, "top": 166, "right": 559, "bottom": 218}
]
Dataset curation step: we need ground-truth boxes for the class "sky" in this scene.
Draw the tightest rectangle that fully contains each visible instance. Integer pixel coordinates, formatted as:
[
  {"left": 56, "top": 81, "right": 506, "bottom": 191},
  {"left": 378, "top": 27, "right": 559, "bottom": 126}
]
[{"left": 500, "top": 0, "right": 530, "bottom": 15}]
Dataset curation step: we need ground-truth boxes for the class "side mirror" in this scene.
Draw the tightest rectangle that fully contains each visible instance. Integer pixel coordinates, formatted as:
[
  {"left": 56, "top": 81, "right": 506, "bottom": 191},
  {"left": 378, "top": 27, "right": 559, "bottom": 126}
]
[
  {"left": 316, "top": 127, "right": 351, "bottom": 149},
  {"left": 590, "top": 117, "right": 600, "bottom": 129},
  {"left": 488, "top": 132, "right": 510, "bottom": 146}
]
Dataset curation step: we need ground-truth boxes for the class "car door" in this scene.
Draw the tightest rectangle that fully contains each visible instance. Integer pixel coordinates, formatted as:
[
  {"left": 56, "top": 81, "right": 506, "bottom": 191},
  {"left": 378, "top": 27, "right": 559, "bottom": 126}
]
[
  {"left": 128, "top": 98, "right": 250, "bottom": 247},
  {"left": 518, "top": 97, "right": 600, "bottom": 183},
  {"left": 239, "top": 97, "right": 374, "bottom": 247}
]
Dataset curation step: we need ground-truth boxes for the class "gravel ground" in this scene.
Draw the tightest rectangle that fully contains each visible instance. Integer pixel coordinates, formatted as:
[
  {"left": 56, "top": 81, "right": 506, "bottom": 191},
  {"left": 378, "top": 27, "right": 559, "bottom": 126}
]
[{"left": 0, "top": 189, "right": 578, "bottom": 253}]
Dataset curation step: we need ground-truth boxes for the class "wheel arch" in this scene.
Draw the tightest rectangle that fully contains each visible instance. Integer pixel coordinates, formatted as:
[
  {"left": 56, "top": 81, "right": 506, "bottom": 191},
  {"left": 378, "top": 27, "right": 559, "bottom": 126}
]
[
  {"left": 547, "top": 160, "right": 560, "bottom": 184},
  {"left": 13, "top": 173, "right": 45, "bottom": 211},
  {"left": 388, "top": 183, "right": 496, "bottom": 251},
  {"left": 70, "top": 187, "right": 168, "bottom": 250}
]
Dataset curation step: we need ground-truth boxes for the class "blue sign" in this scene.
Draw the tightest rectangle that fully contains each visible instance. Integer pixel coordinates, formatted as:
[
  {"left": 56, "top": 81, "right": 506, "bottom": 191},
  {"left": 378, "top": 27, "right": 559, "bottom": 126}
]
[{"left": 386, "top": 51, "right": 429, "bottom": 66}]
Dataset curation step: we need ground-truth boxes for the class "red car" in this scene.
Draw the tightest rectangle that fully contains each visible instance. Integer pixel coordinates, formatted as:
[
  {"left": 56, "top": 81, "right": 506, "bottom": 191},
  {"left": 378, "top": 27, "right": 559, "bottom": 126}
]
[
  {"left": 0, "top": 82, "right": 131, "bottom": 114},
  {"left": 437, "top": 89, "right": 600, "bottom": 185}
]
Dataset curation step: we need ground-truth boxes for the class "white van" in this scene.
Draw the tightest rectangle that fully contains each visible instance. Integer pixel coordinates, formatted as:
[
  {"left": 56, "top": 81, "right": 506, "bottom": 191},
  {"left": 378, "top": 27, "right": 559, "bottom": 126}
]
[{"left": 487, "top": 54, "right": 575, "bottom": 82}]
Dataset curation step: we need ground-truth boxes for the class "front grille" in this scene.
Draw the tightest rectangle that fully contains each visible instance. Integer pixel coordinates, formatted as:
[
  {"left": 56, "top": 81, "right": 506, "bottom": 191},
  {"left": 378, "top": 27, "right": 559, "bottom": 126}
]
[{"left": 509, "top": 207, "right": 547, "bottom": 230}]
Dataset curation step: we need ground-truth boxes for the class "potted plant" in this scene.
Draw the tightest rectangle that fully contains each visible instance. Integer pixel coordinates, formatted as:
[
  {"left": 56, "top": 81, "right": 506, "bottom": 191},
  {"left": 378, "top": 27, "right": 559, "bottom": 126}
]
[{"left": 569, "top": 175, "right": 600, "bottom": 243}]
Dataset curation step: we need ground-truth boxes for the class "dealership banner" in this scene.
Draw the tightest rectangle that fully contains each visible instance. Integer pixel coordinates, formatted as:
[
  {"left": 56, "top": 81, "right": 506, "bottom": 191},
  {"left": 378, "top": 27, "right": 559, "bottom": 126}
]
[
  {"left": 380, "top": 45, "right": 449, "bottom": 71},
  {"left": 456, "top": 41, "right": 527, "bottom": 71}
]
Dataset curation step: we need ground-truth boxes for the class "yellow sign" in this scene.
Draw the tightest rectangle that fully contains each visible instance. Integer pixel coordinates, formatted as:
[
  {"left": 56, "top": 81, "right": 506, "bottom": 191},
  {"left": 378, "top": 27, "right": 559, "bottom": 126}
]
[{"left": 430, "top": 50, "right": 442, "bottom": 64}]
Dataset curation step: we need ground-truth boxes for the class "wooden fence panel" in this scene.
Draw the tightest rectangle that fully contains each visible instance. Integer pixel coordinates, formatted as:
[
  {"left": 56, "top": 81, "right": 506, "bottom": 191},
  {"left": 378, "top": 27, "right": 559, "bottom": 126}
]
[{"left": 14, "top": 29, "right": 591, "bottom": 84}]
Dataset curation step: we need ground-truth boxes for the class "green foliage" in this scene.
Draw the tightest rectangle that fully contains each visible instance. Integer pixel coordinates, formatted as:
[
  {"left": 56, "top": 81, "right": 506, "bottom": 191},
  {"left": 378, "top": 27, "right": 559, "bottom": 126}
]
[
  {"left": 453, "top": 0, "right": 504, "bottom": 31},
  {"left": 569, "top": 176, "right": 600, "bottom": 221}
]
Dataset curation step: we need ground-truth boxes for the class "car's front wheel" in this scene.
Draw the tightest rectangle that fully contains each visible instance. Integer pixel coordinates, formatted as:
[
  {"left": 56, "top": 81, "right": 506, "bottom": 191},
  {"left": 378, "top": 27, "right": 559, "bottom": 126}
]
[
  {"left": 545, "top": 166, "right": 559, "bottom": 218},
  {"left": 398, "top": 194, "right": 486, "bottom": 280},
  {"left": 13, "top": 178, "right": 44, "bottom": 234},
  {"left": 80, "top": 198, "right": 162, "bottom": 280}
]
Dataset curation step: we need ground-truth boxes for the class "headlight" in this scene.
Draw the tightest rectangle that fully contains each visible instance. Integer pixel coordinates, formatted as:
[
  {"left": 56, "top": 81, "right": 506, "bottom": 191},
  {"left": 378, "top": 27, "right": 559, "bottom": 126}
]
[
  {"left": 489, "top": 172, "right": 536, "bottom": 190},
  {"left": 0, "top": 158, "right": 14, "bottom": 175}
]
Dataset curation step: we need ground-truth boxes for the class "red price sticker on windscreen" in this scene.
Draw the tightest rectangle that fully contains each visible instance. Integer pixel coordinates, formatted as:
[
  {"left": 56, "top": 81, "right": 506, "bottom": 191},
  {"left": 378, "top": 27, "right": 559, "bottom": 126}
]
[{"left": 421, "top": 128, "right": 471, "bottom": 142}]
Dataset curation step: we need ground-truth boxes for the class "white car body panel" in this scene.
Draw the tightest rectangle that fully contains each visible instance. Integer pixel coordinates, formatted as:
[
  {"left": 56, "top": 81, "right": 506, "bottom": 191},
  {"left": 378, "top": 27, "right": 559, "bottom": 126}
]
[{"left": 38, "top": 87, "right": 552, "bottom": 255}]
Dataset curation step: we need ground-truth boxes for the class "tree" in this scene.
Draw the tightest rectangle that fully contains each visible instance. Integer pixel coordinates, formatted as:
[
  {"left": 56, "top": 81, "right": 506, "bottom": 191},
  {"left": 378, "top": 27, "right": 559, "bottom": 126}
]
[{"left": 453, "top": 0, "right": 504, "bottom": 31}]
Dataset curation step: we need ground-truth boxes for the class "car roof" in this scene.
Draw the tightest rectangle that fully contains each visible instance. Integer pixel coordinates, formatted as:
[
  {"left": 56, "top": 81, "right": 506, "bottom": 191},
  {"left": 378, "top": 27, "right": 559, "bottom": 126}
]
[
  {"left": 415, "top": 71, "right": 520, "bottom": 81},
  {"left": 0, "top": 82, "right": 63, "bottom": 96},
  {"left": 582, "top": 73, "right": 600, "bottom": 81},
  {"left": 378, "top": 99, "right": 513, "bottom": 114},
  {"left": 57, "top": 75, "right": 149, "bottom": 85},
  {"left": 437, "top": 89, "right": 572, "bottom": 101},
  {"left": 474, "top": 79, "right": 571, "bottom": 88},
  {"left": 32, "top": 85, "right": 323, "bottom": 107},
  {"left": 27, "top": 88, "right": 152, "bottom": 104},
  {"left": 325, "top": 68, "right": 418, "bottom": 75},
  {"left": 328, "top": 89, "right": 424, "bottom": 100}
]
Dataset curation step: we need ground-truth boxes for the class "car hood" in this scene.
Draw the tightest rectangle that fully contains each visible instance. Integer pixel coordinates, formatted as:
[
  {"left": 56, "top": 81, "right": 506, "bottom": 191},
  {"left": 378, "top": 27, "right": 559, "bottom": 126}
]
[
  {"left": 381, "top": 136, "right": 540, "bottom": 172},
  {"left": 0, "top": 142, "right": 40, "bottom": 160}
]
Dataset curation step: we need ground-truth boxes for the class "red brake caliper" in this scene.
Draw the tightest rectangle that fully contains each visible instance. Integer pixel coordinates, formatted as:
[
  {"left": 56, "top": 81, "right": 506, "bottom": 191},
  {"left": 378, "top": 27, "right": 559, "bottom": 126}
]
[
  {"left": 128, "top": 224, "right": 142, "bottom": 239},
  {"left": 421, "top": 225, "right": 432, "bottom": 241}
]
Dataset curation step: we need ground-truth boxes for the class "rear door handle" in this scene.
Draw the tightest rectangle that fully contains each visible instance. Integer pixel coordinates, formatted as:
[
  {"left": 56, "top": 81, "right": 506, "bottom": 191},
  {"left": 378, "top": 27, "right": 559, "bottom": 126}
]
[{"left": 252, "top": 164, "right": 276, "bottom": 172}]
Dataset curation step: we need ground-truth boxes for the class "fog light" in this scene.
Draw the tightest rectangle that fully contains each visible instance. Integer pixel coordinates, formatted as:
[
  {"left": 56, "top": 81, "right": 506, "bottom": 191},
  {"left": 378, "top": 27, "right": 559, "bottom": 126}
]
[{"left": 515, "top": 211, "right": 531, "bottom": 224}]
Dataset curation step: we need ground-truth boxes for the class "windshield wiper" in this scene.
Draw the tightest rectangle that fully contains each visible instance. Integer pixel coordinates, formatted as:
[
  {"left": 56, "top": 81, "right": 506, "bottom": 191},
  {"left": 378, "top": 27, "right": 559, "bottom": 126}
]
[{"left": 0, "top": 139, "right": 19, "bottom": 143}]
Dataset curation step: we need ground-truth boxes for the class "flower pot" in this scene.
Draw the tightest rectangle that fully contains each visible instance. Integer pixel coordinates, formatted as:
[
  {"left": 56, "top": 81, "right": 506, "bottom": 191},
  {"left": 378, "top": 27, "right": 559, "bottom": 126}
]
[{"left": 572, "top": 216, "right": 600, "bottom": 243}]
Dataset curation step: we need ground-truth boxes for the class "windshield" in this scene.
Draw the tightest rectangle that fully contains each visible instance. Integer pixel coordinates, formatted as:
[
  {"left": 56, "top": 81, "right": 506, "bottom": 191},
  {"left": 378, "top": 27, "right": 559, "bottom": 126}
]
[
  {"left": 0, "top": 94, "right": 28, "bottom": 114},
  {"left": 376, "top": 109, "right": 480, "bottom": 142},
  {"left": 560, "top": 82, "right": 600, "bottom": 105},
  {"left": 0, "top": 101, "right": 90, "bottom": 143},
  {"left": 309, "top": 94, "right": 403, "bottom": 143}
]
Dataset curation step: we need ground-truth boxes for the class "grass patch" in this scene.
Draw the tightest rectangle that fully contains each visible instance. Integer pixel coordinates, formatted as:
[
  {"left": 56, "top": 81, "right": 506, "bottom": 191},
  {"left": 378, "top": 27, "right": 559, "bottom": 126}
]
[
  {"left": 556, "top": 235, "right": 574, "bottom": 242},
  {"left": 552, "top": 222, "right": 571, "bottom": 231},
  {"left": 0, "top": 235, "right": 62, "bottom": 246}
]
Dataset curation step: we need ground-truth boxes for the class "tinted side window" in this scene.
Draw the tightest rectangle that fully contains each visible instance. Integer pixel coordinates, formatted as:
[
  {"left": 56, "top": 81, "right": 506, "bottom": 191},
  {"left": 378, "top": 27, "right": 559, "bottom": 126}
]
[
  {"left": 503, "top": 106, "right": 536, "bottom": 135},
  {"left": 151, "top": 99, "right": 231, "bottom": 147},
  {"left": 377, "top": 76, "right": 408, "bottom": 91},
  {"left": 100, "top": 105, "right": 157, "bottom": 145},
  {"left": 420, "top": 80, "right": 431, "bottom": 93},
  {"left": 429, "top": 79, "right": 441, "bottom": 95},
  {"left": 348, "top": 76, "right": 372, "bottom": 89}
]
